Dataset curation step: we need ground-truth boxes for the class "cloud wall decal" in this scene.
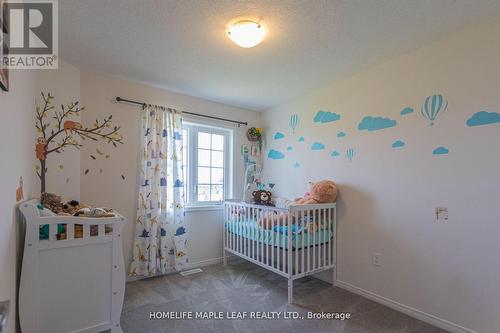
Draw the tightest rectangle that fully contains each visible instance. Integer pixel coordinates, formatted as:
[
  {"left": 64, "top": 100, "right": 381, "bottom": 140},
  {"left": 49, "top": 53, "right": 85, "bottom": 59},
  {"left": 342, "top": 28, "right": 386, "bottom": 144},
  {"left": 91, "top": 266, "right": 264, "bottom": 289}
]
[
  {"left": 337, "top": 131, "right": 346, "bottom": 138},
  {"left": 298, "top": 136, "right": 305, "bottom": 142},
  {"left": 287, "top": 146, "right": 293, "bottom": 151},
  {"left": 392, "top": 140, "right": 405, "bottom": 148},
  {"left": 400, "top": 107, "right": 414, "bottom": 116},
  {"left": 432, "top": 146, "right": 449, "bottom": 155},
  {"left": 466, "top": 111, "right": 500, "bottom": 127},
  {"left": 331, "top": 151, "right": 340, "bottom": 157},
  {"left": 274, "top": 132, "right": 285, "bottom": 139},
  {"left": 313, "top": 111, "right": 341, "bottom": 123},
  {"left": 358, "top": 116, "right": 397, "bottom": 131},
  {"left": 293, "top": 162, "right": 301, "bottom": 168},
  {"left": 268, "top": 149, "right": 285, "bottom": 159},
  {"left": 311, "top": 142, "right": 325, "bottom": 150}
]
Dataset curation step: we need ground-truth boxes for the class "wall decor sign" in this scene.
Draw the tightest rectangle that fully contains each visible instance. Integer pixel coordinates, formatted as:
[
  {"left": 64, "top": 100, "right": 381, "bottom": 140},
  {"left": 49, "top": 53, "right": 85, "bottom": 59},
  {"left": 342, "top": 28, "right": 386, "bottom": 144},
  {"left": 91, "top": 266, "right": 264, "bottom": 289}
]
[{"left": 421, "top": 94, "right": 448, "bottom": 126}]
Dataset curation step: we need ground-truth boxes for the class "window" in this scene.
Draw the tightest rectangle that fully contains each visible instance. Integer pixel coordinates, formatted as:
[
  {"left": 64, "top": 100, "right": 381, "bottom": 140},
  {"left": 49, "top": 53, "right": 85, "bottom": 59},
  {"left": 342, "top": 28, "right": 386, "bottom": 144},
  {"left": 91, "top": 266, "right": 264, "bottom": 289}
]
[{"left": 182, "top": 122, "right": 232, "bottom": 207}]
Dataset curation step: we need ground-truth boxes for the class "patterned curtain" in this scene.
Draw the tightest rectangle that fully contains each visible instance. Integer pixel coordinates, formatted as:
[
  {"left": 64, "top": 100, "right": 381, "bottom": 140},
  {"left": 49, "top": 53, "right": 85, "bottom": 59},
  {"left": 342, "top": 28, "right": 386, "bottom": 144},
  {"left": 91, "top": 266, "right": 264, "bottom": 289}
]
[{"left": 129, "top": 105, "right": 188, "bottom": 277}]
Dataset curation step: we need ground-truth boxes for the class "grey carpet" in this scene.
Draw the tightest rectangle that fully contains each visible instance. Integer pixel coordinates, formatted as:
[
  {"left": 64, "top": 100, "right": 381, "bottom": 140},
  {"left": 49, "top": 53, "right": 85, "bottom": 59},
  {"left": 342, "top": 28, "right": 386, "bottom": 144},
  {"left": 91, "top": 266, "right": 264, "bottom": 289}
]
[{"left": 121, "top": 259, "right": 449, "bottom": 333}]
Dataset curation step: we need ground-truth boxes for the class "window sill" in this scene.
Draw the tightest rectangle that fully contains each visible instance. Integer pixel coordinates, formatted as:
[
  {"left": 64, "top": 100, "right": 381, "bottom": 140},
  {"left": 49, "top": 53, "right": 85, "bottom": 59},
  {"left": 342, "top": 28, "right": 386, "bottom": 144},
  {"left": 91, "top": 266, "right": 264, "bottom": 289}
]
[{"left": 185, "top": 205, "right": 224, "bottom": 213}]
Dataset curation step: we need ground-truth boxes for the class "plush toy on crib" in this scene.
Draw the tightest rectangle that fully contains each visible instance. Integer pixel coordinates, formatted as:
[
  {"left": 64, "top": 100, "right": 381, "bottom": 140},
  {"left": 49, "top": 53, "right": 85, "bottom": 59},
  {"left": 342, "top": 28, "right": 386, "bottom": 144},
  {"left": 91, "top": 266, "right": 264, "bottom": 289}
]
[
  {"left": 293, "top": 180, "right": 337, "bottom": 204},
  {"left": 252, "top": 189, "right": 273, "bottom": 206},
  {"left": 258, "top": 179, "right": 338, "bottom": 229}
]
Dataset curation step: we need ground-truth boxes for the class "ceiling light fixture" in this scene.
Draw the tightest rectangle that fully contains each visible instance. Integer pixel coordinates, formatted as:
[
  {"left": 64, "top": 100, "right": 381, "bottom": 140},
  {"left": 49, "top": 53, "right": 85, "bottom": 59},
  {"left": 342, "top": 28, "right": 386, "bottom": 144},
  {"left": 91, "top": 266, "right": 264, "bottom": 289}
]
[{"left": 227, "top": 20, "right": 266, "bottom": 48}]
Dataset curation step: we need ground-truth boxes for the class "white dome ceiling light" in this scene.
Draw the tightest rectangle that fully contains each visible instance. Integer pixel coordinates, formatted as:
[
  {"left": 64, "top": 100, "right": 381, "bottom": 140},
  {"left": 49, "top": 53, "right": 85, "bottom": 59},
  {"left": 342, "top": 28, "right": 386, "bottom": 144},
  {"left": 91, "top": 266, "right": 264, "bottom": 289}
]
[{"left": 227, "top": 20, "right": 266, "bottom": 48}]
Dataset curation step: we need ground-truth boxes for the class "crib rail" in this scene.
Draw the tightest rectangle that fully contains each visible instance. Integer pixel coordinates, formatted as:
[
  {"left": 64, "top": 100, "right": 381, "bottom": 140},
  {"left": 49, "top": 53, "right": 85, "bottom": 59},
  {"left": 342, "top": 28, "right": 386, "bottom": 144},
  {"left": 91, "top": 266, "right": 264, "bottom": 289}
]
[{"left": 223, "top": 200, "right": 337, "bottom": 286}]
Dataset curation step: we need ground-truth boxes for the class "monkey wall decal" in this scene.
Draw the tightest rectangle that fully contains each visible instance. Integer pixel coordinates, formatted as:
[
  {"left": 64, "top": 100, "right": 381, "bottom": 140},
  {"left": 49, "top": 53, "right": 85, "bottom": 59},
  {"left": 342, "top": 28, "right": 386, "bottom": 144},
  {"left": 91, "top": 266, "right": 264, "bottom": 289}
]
[
  {"left": 35, "top": 137, "right": 48, "bottom": 160},
  {"left": 63, "top": 120, "right": 83, "bottom": 133}
]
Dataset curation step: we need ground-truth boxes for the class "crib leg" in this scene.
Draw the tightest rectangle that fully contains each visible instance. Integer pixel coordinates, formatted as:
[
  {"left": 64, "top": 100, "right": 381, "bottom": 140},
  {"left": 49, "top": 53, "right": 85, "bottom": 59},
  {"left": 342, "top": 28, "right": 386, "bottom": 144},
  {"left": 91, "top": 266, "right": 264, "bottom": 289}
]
[
  {"left": 223, "top": 249, "right": 227, "bottom": 266},
  {"left": 287, "top": 278, "right": 293, "bottom": 304},
  {"left": 111, "top": 324, "right": 123, "bottom": 333},
  {"left": 331, "top": 266, "right": 336, "bottom": 287}
]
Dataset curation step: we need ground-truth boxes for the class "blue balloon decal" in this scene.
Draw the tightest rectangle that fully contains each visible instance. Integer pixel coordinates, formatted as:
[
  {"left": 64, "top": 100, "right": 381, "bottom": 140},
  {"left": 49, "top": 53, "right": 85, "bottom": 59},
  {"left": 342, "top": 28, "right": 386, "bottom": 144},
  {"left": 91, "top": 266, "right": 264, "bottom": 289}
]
[
  {"left": 346, "top": 148, "right": 355, "bottom": 162},
  {"left": 392, "top": 140, "right": 405, "bottom": 148},
  {"left": 298, "top": 136, "right": 305, "bottom": 142},
  {"left": 466, "top": 111, "right": 500, "bottom": 127},
  {"left": 268, "top": 149, "right": 285, "bottom": 159},
  {"left": 293, "top": 162, "right": 301, "bottom": 168},
  {"left": 358, "top": 116, "right": 397, "bottom": 131},
  {"left": 337, "top": 131, "right": 346, "bottom": 138},
  {"left": 311, "top": 142, "right": 325, "bottom": 150},
  {"left": 313, "top": 111, "right": 341, "bottom": 123},
  {"left": 289, "top": 114, "right": 299, "bottom": 133},
  {"left": 400, "top": 107, "right": 414, "bottom": 116},
  {"left": 274, "top": 132, "right": 285, "bottom": 140},
  {"left": 331, "top": 150, "right": 340, "bottom": 157},
  {"left": 287, "top": 146, "right": 293, "bottom": 151},
  {"left": 421, "top": 94, "right": 448, "bottom": 126},
  {"left": 432, "top": 146, "right": 449, "bottom": 155}
]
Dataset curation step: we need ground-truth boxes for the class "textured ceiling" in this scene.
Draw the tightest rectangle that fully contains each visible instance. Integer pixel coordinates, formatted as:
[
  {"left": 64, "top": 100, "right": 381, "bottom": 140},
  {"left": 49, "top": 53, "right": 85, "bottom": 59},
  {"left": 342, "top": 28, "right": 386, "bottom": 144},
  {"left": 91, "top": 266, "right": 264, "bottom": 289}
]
[{"left": 59, "top": 0, "right": 500, "bottom": 111}]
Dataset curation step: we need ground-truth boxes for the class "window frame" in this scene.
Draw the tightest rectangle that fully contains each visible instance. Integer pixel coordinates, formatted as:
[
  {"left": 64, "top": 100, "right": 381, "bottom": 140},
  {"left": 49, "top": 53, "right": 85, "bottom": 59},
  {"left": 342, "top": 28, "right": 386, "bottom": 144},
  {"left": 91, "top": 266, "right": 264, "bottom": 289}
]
[{"left": 182, "top": 121, "right": 232, "bottom": 208}]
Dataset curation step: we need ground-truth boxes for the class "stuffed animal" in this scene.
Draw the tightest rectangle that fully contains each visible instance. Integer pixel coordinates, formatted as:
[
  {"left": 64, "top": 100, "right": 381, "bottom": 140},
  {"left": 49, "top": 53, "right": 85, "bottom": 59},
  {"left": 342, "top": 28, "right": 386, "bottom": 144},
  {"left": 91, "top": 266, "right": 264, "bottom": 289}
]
[
  {"left": 293, "top": 180, "right": 337, "bottom": 205},
  {"left": 258, "top": 180, "right": 338, "bottom": 229},
  {"left": 41, "top": 192, "right": 64, "bottom": 214},
  {"left": 252, "top": 190, "right": 273, "bottom": 206}
]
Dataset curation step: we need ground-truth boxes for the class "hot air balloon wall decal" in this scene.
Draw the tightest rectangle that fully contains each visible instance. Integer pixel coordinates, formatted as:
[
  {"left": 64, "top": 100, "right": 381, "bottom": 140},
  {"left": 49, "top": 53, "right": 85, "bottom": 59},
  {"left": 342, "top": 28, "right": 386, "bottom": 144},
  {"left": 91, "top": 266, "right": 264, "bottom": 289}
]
[
  {"left": 346, "top": 148, "right": 355, "bottom": 162},
  {"left": 421, "top": 94, "right": 448, "bottom": 126},
  {"left": 289, "top": 114, "right": 299, "bottom": 133}
]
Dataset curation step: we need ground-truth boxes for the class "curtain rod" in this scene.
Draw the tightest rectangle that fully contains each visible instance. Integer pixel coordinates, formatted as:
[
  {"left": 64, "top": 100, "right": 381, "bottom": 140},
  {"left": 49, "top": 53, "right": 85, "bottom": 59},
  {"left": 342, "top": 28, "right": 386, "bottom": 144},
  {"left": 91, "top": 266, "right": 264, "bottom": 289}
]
[{"left": 115, "top": 97, "right": 248, "bottom": 127}]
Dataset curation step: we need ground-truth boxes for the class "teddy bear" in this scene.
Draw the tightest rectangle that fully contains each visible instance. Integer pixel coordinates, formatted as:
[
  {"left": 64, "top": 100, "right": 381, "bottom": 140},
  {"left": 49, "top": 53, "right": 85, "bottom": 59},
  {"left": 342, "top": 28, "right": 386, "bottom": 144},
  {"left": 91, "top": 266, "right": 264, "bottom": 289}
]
[
  {"left": 257, "top": 180, "right": 337, "bottom": 229},
  {"left": 252, "top": 190, "right": 273, "bottom": 206},
  {"left": 293, "top": 180, "right": 338, "bottom": 205}
]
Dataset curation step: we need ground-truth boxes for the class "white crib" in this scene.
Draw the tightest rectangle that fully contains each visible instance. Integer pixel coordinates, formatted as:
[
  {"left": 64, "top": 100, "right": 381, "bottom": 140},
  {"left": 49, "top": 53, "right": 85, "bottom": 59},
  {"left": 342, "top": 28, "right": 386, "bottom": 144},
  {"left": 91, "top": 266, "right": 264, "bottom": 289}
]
[
  {"left": 19, "top": 199, "right": 126, "bottom": 333},
  {"left": 223, "top": 200, "right": 337, "bottom": 303}
]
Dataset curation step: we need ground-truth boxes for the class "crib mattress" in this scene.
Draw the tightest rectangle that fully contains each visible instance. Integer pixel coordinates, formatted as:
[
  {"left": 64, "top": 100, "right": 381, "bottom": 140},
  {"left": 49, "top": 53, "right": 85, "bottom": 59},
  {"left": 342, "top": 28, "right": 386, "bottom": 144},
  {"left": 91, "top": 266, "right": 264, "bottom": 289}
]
[{"left": 225, "top": 218, "right": 333, "bottom": 250}]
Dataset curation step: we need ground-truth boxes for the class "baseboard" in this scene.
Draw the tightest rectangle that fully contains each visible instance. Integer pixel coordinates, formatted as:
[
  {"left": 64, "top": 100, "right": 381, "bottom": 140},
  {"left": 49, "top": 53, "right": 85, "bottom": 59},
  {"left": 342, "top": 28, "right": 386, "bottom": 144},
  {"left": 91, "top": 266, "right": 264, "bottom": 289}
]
[
  {"left": 184, "top": 257, "right": 223, "bottom": 270},
  {"left": 335, "top": 280, "right": 477, "bottom": 333},
  {"left": 126, "top": 257, "right": 224, "bottom": 283}
]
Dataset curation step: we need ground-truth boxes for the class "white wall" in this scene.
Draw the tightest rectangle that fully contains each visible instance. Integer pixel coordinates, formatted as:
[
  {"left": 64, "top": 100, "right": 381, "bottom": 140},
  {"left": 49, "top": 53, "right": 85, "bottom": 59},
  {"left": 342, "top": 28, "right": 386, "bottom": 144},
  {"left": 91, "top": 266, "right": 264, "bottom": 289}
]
[
  {"left": 78, "top": 70, "right": 261, "bottom": 273},
  {"left": 0, "top": 70, "right": 37, "bottom": 333},
  {"left": 262, "top": 15, "right": 500, "bottom": 333}
]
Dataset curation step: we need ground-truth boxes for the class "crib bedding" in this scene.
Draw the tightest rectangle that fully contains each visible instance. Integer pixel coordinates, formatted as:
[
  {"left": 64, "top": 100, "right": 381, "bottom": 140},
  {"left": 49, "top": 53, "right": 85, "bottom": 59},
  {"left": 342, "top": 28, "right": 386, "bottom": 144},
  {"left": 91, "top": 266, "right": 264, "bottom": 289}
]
[{"left": 226, "top": 218, "right": 333, "bottom": 250}]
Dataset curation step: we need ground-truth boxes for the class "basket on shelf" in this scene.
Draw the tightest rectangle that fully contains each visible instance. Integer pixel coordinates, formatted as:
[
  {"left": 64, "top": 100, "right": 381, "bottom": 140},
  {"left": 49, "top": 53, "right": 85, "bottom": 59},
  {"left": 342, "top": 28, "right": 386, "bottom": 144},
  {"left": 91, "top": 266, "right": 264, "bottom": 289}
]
[{"left": 246, "top": 127, "right": 262, "bottom": 142}]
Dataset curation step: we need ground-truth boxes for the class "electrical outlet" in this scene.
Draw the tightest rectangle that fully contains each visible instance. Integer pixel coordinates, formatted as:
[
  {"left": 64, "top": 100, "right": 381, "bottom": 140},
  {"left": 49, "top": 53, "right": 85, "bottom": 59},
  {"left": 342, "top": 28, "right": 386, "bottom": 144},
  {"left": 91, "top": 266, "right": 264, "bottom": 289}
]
[
  {"left": 436, "top": 207, "right": 448, "bottom": 221},
  {"left": 372, "top": 253, "right": 381, "bottom": 267}
]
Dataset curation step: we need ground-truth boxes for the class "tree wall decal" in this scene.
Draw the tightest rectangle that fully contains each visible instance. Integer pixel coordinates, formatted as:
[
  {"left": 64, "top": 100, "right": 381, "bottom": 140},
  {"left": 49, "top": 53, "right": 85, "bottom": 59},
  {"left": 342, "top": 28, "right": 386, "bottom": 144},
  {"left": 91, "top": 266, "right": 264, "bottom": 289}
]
[{"left": 35, "top": 92, "right": 123, "bottom": 194}]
